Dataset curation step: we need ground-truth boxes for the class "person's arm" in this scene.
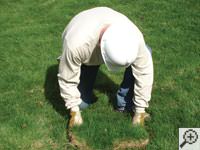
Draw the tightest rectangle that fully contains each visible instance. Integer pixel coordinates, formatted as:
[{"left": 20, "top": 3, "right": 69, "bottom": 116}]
[
  {"left": 57, "top": 45, "right": 82, "bottom": 110},
  {"left": 131, "top": 43, "right": 153, "bottom": 113}
]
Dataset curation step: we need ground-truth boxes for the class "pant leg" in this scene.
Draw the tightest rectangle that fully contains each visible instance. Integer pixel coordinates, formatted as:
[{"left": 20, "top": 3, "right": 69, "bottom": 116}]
[
  {"left": 78, "top": 65, "right": 100, "bottom": 110},
  {"left": 116, "top": 66, "right": 134, "bottom": 111}
]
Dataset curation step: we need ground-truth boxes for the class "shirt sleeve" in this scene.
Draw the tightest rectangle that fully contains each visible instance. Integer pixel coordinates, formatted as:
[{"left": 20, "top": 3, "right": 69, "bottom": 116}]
[
  {"left": 131, "top": 43, "right": 154, "bottom": 109},
  {"left": 57, "top": 42, "right": 82, "bottom": 109}
]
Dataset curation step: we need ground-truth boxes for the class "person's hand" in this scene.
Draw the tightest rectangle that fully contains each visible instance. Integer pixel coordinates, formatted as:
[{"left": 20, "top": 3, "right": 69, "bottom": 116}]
[
  {"left": 132, "top": 112, "right": 151, "bottom": 126},
  {"left": 69, "top": 106, "right": 83, "bottom": 127}
]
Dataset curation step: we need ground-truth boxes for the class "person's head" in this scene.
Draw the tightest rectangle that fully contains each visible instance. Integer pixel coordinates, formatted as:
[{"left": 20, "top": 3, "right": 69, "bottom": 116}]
[{"left": 100, "top": 23, "right": 140, "bottom": 71}]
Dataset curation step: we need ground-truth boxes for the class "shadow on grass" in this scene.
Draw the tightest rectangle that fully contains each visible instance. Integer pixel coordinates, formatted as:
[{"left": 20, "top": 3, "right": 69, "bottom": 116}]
[
  {"left": 44, "top": 64, "right": 120, "bottom": 118},
  {"left": 94, "top": 70, "right": 119, "bottom": 108},
  {"left": 44, "top": 64, "right": 67, "bottom": 117}
]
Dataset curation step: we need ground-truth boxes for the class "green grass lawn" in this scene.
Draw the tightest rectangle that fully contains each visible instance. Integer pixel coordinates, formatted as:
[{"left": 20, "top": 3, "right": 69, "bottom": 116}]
[{"left": 0, "top": 0, "right": 199, "bottom": 149}]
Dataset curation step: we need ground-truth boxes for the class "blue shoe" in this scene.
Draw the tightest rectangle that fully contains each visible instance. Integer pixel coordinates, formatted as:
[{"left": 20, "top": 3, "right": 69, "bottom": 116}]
[
  {"left": 115, "top": 107, "right": 133, "bottom": 113},
  {"left": 79, "top": 101, "right": 90, "bottom": 110}
]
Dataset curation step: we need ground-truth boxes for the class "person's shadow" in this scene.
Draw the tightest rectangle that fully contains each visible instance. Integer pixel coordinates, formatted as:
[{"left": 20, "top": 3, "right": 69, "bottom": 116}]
[
  {"left": 44, "top": 64, "right": 67, "bottom": 117},
  {"left": 44, "top": 64, "right": 119, "bottom": 118}
]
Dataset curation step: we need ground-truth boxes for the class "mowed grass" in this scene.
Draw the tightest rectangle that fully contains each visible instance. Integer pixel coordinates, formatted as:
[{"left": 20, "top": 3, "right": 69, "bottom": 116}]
[{"left": 0, "top": 0, "right": 199, "bottom": 149}]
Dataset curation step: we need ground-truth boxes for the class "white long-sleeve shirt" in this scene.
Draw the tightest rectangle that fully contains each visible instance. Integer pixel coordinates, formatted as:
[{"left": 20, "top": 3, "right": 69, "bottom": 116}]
[{"left": 58, "top": 7, "right": 153, "bottom": 110}]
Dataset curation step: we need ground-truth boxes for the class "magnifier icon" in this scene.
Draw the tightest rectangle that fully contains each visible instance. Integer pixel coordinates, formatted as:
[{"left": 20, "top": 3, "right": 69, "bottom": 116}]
[{"left": 180, "top": 129, "right": 198, "bottom": 148}]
